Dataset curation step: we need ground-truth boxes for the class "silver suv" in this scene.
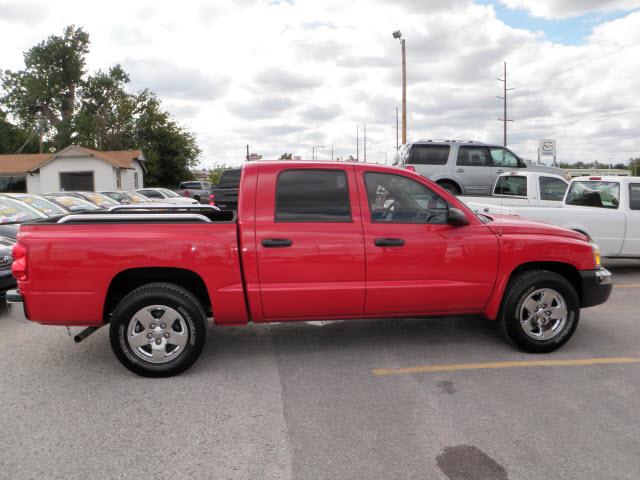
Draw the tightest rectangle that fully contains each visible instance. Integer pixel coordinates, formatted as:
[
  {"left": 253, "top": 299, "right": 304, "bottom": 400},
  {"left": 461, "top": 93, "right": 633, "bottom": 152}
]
[{"left": 393, "top": 140, "right": 566, "bottom": 195}]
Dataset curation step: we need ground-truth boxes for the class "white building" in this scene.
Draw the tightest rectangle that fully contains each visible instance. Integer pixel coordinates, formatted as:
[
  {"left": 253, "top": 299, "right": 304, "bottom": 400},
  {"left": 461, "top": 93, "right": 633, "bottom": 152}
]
[{"left": 0, "top": 145, "right": 145, "bottom": 193}]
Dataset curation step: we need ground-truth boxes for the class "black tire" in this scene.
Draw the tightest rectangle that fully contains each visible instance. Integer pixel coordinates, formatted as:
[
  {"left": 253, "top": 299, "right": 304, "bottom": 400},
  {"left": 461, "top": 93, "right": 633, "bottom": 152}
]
[
  {"left": 193, "top": 195, "right": 201, "bottom": 203},
  {"left": 109, "top": 282, "right": 207, "bottom": 377},
  {"left": 498, "top": 269, "right": 580, "bottom": 353},
  {"left": 438, "top": 181, "right": 460, "bottom": 195}
]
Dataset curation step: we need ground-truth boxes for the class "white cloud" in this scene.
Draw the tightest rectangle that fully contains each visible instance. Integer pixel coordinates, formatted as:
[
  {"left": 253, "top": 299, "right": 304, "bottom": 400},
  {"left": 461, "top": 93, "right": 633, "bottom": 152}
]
[
  {"left": 501, "top": 0, "right": 640, "bottom": 19},
  {"left": 0, "top": 0, "right": 639, "bottom": 166}
]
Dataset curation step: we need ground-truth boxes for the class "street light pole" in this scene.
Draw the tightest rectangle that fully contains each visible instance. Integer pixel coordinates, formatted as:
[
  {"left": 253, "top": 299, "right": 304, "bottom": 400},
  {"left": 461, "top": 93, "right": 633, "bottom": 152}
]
[{"left": 393, "top": 30, "right": 407, "bottom": 145}]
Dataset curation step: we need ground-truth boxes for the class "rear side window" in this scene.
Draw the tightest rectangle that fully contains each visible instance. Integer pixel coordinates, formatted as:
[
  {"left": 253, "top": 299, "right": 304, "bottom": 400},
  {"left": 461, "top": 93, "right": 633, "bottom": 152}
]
[
  {"left": 407, "top": 145, "right": 450, "bottom": 165},
  {"left": 180, "top": 182, "right": 199, "bottom": 189},
  {"left": 275, "top": 170, "right": 351, "bottom": 222},
  {"left": 539, "top": 176, "right": 568, "bottom": 201},
  {"left": 566, "top": 181, "right": 620, "bottom": 209},
  {"left": 629, "top": 184, "right": 640, "bottom": 210},
  {"left": 218, "top": 170, "right": 242, "bottom": 189},
  {"left": 457, "top": 147, "right": 491, "bottom": 167},
  {"left": 494, "top": 176, "right": 527, "bottom": 197}
]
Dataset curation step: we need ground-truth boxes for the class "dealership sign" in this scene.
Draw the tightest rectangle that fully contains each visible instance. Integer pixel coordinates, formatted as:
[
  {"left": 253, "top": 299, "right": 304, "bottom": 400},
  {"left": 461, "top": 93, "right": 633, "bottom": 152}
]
[{"left": 539, "top": 139, "right": 556, "bottom": 156}]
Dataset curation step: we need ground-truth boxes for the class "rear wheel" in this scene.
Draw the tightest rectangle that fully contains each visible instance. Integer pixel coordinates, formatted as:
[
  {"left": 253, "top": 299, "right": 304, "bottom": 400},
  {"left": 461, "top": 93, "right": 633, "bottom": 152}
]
[
  {"left": 193, "top": 195, "right": 201, "bottom": 203},
  {"left": 498, "top": 270, "right": 579, "bottom": 353},
  {"left": 109, "top": 282, "right": 207, "bottom": 377},
  {"left": 437, "top": 181, "right": 460, "bottom": 195}
]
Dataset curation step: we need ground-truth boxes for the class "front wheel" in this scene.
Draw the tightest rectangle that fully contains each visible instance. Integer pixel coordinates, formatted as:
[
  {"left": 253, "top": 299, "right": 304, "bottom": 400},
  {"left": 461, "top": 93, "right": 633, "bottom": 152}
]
[
  {"left": 109, "top": 282, "right": 207, "bottom": 377},
  {"left": 437, "top": 181, "right": 460, "bottom": 195},
  {"left": 498, "top": 270, "right": 580, "bottom": 353}
]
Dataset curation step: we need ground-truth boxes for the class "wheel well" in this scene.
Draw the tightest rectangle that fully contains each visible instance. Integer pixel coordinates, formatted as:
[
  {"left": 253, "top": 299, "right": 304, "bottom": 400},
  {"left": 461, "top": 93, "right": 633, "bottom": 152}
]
[
  {"left": 436, "top": 179, "right": 461, "bottom": 193},
  {"left": 510, "top": 262, "right": 582, "bottom": 300},
  {"left": 103, "top": 268, "right": 212, "bottom": 323},
  {"left": 571, "top": 229, "right": 591, "bottom": 242}
]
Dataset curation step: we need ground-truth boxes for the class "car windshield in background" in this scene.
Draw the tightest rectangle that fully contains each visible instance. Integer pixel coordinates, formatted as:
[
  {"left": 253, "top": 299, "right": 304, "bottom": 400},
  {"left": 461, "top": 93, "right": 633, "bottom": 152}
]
[
  {"left": 6, "top": 194, "right": 67, "bottom": 216},
  {"left": 0, "top": 197, "right": 43, "bottom": 224},
  {"left": 127, "top": 192, "right": 152, "bottom": 203},
  {"left": 566, "top": 181, "right": 620, "bottom": 209},
  {"left": 46, "top": 195, "right": 101, "bottom": 211},
  {"left": 159, "top": 188, "right": 180, "bottom": 198},
  {"left": 219, "top": 170, "right": 241, "bottom": 188},
  {"left": 81, "top": 193, "right": 118, "bottom": 206}
]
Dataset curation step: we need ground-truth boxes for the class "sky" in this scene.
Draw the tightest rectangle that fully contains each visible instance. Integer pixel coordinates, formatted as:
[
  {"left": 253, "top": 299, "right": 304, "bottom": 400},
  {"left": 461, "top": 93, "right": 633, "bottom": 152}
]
[{"left": 0, "top": 0, "right": 639, "bottom": 167}]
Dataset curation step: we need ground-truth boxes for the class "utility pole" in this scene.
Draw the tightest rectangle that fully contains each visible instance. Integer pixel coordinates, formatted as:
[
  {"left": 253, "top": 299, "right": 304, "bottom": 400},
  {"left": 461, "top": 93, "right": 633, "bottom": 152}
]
[
  {"left": 331, "top": 144, "right": 334, "bottom": 161},
  {"left": 395, "top": 107, "right": 399, "bottom": 150},
  {"left": 356, "top": 125, "right": 359, "bottom": 161},
  {"left": 392, "top": 31, "right": 407, "bottom": 144},
  {"left": 364, "top": 123, "right": 367, "bottom": 162},
  {"left": 497, "top": 61, "right": 514, "bottom": 147},
  {"left": 245, "top": 144, "right": 249, "bottom": 161}
]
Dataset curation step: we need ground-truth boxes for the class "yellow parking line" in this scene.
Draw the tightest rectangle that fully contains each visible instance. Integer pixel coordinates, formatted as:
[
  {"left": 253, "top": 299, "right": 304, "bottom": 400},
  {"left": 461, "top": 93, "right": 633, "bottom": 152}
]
[
  {"left": 614, "top": 284, "right": 640, "bottom": 288},
  {"left": 372, "top": 357, "right": 640, "bottom": 377}
]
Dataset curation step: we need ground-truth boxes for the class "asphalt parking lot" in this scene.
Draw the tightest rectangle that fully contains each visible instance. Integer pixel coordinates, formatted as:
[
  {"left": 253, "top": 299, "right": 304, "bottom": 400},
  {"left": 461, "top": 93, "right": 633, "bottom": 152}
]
[{"left": 1, "top": 258, "right": 639, "bottom": 480}]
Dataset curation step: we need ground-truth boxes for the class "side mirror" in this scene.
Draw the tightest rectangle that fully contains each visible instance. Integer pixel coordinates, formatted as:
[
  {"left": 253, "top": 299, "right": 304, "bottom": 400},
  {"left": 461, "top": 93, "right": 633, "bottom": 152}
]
[{"left": 447, "top": 207, "right": 470, "bottom": 226}]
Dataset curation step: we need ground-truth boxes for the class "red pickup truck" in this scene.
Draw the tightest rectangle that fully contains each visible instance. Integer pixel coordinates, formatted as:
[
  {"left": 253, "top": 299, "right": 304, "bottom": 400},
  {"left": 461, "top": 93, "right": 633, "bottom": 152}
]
[{"left": 8, "top": 161, "right": 612, "bottom": 377}]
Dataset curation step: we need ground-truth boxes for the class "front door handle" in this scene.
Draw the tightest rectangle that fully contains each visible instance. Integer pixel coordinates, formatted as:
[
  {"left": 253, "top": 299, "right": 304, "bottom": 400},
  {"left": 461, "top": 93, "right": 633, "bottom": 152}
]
[
  {"left": 262, "top": 238, "right": 293, "bottom": 248},
  {"left": 374, "top": 238, "right": 405, "bottom": 247},
  {"left": 495, "top": 169, "right": 504, "bottom": 174},
  {"left": 456, "top": 168, "right": 464, "bottom": 173}
]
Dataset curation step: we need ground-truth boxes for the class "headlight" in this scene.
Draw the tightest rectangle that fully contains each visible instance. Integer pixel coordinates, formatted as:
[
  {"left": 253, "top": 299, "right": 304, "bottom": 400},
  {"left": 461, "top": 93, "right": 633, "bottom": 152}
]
[
  {"left": 592, "top": 244, "right": 601, "bottom": 268},
  {"left": 0, "top": 236, "right": 15, "bottom": 269}
]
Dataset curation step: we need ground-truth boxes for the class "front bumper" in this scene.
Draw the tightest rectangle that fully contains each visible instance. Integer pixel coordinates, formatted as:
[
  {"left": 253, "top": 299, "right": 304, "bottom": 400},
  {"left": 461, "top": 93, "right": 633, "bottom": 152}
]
[
  {"left": 6, "top": 290, "right": 29, "bottom": 323},
  {"left": 580, "top": 268, "right": 613, "bottom": 308}
]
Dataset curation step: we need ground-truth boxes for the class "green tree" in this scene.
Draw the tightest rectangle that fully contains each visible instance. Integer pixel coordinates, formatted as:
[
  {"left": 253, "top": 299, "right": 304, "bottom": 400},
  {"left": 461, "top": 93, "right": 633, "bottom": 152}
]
[
  {"left": 0, "top": 109, "right": 40, "bottom": 153},
  {"left": 1, "top": 25, "right": 89, "bottom": 148},
  {"left": 279, "top": 152, "right": 292, "bottom": 160}
]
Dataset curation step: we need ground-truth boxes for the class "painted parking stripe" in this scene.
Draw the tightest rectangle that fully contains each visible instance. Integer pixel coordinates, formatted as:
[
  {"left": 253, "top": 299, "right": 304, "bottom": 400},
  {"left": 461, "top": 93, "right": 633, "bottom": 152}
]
[
  {"left": 372, "top": 357, "right": 640, "bottom": 377},
  {"left": 614, "top": 284, "right": 640, "bottom": 288}
]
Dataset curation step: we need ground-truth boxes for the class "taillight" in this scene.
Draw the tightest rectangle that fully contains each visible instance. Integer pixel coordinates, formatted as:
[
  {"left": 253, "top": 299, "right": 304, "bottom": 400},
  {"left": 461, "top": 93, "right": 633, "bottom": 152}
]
[
  {"left": 209, "top": 194, "right": 215, "bottom": 205},
  {"left": 11, "top": 242, "right": 28, "bottom": 282},
  {"left": 184, "top": 190, "right": 190, "bottom": 197},
  {"left": 405, "top": 165, "right": 416, "bottom": 172}
]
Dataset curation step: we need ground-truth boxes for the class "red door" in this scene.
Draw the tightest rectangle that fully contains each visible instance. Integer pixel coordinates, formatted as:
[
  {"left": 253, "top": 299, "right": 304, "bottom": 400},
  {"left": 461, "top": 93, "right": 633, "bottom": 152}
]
[
  {"left": 356, "top": 168, "right": 499, "bottom": 316},
  {"left": 254, "top": 164, "right": 365, "bottom": 320}
]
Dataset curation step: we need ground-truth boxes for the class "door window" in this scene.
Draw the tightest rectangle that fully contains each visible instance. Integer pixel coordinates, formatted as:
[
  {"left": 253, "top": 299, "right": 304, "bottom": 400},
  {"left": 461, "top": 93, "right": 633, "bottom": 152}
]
[
  {"left": 494, "top": 175, "right": 527, "bottom": 196},
  {"left": 539, "top": 176, "right": 568, "bottom": 201},
  {"left": 629, "top": 184, "right": 640, "bottom": 210},
  {"left": 364, "top": 172, "right": 448, "bottom": 224},
  {"left": 457, "top": 147, "right": 491, "bottom": 167},
  {"left": 275, "top": 169, "right": 351, "bottom": 222},
  {"left": 490, "top": 148, "right": 519, "bottom": 168}
]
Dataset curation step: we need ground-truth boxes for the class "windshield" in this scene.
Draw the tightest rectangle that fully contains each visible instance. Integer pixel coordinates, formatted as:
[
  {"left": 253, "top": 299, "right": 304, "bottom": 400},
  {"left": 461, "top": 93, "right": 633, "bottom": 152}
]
[
  {"left": 159, "top": 188, "right": 180, "bottom": 198},
  {"left": 0, "top": 197, "right": 44, "bottom": 224},
  {"left": 81, "top": 192, "right": 119, "bottom": 207},
  {"left": 126, "top": 191, "right": 152, "bottom": 203},
  {"left": 566, "top": 181, "right": 620, "bottom": 209},
  {"left": 46, "top": 195, "right": 101, "bottom": 211},
  {"left": 6, "top": 194, "right": 67, "bottom": 216}
]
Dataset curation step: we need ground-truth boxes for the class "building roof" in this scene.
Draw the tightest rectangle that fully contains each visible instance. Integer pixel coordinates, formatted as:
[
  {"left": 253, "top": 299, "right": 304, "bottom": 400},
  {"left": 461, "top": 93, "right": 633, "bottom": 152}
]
[{"left": 0, "top": 145, "right": 145, "bottom": 175}]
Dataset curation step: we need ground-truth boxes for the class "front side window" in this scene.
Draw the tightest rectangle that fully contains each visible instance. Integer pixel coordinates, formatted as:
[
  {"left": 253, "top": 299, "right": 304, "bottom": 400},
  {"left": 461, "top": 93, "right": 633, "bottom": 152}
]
[
  {"left": 566, "top": 181, "right": 620, "bottom": 209},
  {"left": 457, "top": 146, "right": 491, "bottom": 167},
  {"left": 539, "top": 176, "right": 568, "bottom": 201},
  {"left": 364, "top": 172, "right": 448, "bottom": 224},
  {"left": 629, "top": 184, "right": 640, "bottom": 210},
  {"left": 490, "top": 148, "right": 519, "bottom": 168},
  {"left": 494, "top": 175, "right": 527, "bottom": 197},
  {"left": 407, "top": 145, "right": 450, "bottom": 165},
  {"left": 275, "top": 169, "right": 351, "bottom": 222}
]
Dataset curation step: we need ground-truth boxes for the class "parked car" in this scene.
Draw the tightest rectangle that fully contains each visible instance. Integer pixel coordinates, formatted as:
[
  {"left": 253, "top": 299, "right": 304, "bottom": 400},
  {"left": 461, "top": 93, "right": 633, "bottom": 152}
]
[
  {"left": 210, "top": 168, "right": 241, "bottom": 210},
  {"left": 1, "top": 193, "right": 69, "bottom": 217},
  {"left": 100, "top": 191, "right": 158, "bottom": 204},
  {"left": 460, "top": 171, "right": 569, "bottom": 214},
  {"left": 43, "top": 194, "right": 103, "bottom": 212},
  {"left": 393, "top": 140, "right": 567, "bottom": 195},
  {"left": 134, "top": 188, "right": 199, "bottom": 205},
  {"left": 0, "top": 196, "right": 47, "bottom": 295},
  {"left": 498, "top": 176, "right": 640, "bottom": 257},
  {"left": 177, "top": 181, "right": 212, "bottom": 204},
  {"left": 8, "top": 161, "right": 611, "bottom": 377}
]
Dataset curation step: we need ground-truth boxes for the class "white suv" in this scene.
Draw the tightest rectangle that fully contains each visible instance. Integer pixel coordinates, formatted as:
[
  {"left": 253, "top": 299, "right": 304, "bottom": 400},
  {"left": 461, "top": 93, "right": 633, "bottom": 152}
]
[{"left": 393, "top": 140, "right": 566, "bottom": 195}]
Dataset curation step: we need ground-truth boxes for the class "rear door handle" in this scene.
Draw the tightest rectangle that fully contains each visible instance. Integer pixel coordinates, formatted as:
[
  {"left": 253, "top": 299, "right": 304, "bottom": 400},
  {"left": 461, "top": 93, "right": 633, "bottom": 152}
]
[
  {"left": 456, "top": 168, "right": 464, "bottom": 173},
  {"left": 374, "top": 238, "right": 405, "bottom": 247},
  {"left": 262, "top": 238, "right": 293, "bottom": 248}
]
